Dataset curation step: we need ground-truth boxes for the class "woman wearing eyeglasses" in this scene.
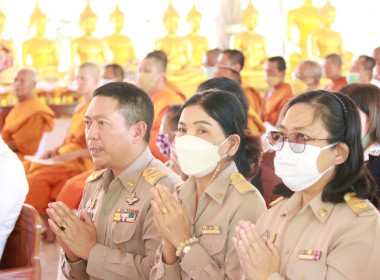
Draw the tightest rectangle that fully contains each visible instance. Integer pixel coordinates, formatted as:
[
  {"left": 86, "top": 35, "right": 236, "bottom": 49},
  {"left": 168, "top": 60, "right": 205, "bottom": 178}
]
[{"left": 234, "top": 90, "right": 380, "bottom": 280}]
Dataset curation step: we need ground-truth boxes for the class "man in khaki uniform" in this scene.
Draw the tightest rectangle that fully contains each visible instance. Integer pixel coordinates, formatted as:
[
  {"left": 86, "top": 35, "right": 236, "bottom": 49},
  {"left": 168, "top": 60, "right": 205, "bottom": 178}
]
[{"left": 47, "top": 82, "right": 181, "bottom": 280}]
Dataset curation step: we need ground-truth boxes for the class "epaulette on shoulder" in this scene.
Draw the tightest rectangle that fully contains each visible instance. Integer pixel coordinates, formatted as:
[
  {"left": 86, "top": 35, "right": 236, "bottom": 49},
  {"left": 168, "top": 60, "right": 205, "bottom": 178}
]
[
  {"left": 175, "top": 182, "right": 184, "bottom": 190},
  {"left": 344, "top": 192, "right": 373, "bottom": 215},
  {"left": 230, "top": 172, "right": 255, "bottom": 194},
  {"left": 86, "top": 169, "right": 106, "bottom": 183},
  {"left": 143, "top": 167, "right": 167, "bottom": 185},
  {"left": 269, "top": 196, "right": 284, "bottom": 208}
]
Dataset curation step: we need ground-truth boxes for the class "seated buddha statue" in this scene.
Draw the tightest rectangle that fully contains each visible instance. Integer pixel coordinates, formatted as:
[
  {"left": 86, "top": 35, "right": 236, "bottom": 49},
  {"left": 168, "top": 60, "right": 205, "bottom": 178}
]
[
  {"left": 71, "top": 0, "right": 106, "bottom": 66},
  {"left": 154, "top": 0, "right": 191, "bottom": 74},
  {"left": 287, "top": 0, "right": 321, "bottom": 59},
  {"left": 231, "top": 0, "right": 267, "bottom": 70},
  {"left": 22, "top": 1, "right": 59, "bottom": 79},
  {"left": 184, "top": 3, "right": 209, "bottom": 68},
  {"left": 104, "top": 3, "right": 136, "bottom": 66},
  {"left": 308, "top": 0, "right": 353, "bottom": 63},
  {"left": 0, "top": 10, "right": 17, "bottom": 85}
]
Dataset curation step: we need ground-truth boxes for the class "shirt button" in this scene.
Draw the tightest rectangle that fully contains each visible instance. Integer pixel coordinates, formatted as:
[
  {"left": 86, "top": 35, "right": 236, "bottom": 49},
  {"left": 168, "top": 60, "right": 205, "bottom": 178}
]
[
  {"left": 158, "top": 270, "right": 163, "bottom": 277},
  {"left": 285, "top": 248, "right": 290, "bottom": 255},
  {"left": 190, "top": 270, "right": 196, "bottom": 277}
]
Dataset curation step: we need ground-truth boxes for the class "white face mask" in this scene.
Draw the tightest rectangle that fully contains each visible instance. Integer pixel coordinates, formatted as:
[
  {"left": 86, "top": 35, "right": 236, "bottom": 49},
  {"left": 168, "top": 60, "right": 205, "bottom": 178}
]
[
  {"left": 202, "top": 66, "right": 218, "bottom": 78},
  {"left": 274, "top": 142, "right": 337, "bottom": 192},
  {"left": 175, "top": 135, "right": 230, "bottom": 178},
  {"left": 99, "top": 79, "right": 114, "bottom": 86}
]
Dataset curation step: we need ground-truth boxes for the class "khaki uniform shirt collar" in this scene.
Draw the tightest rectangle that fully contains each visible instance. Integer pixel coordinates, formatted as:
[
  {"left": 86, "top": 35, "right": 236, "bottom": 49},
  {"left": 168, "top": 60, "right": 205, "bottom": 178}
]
[
  {"left": 204, "top": 161, "right": 238, "bottom": 204},
  {"left": 117, "top": 147, "right": 154, "bottom": 192},
  {"left": 280, "top": 191, "right": 334, "bottom": 223}
]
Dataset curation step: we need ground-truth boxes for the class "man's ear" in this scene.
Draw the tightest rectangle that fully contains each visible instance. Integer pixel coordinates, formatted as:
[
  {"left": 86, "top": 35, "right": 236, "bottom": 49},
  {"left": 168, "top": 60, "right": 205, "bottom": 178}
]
[
  {"left": 227, "top": 134, "right": 241, "bottom": 156},
  {"left": 132, "top": 121, "right": 147, "bottom": 144},
  {"left": 333, "top": 142, "right": 349, "bottom": 165}
]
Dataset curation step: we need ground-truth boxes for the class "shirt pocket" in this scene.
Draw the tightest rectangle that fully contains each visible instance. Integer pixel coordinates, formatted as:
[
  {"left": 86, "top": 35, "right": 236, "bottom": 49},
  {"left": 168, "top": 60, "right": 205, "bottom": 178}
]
[
  {"left": 110, "top": 222, "right": 137, "bottom": 252},
  {"left": 199, "top": 235, "right": 227, "bottom": 266},
  {"left": 287, "top": 259, "right": 327, "bottom": 280}
]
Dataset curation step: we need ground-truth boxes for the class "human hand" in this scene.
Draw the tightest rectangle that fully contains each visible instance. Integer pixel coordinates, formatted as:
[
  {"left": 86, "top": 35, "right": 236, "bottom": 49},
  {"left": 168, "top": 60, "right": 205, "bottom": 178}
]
[
  {"left": 46, "top": 202, "right": 97, "bottom": 261},
  {"left": 233, "top": 221, "right": 281, "bottom": 280},
  {"left": 150, "top": 184, "right": 191, "bottom": 248}
]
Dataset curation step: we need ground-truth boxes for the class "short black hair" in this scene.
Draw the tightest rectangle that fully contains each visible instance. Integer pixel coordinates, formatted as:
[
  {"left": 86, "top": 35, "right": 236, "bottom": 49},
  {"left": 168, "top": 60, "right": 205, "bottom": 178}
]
[
  {"left": 182, "top": 90, "right": 262, "bottom": 178},
  {"left": 104, "top": 63, "right": 124, "bottom": 81},
  {"left": 93, "top": 82, "right": 154, "bottom": 142},
  {"left": 196, "top": 77, "right": 248, "bottom": 121},
  {"left": 274, "top": 90, "right": 379, "bottom": 207},
  {"left": 268, "top": 56, "right": 286, "bottom": 72},
  {"left": 222, "top": 49, "right": 245, "bottom": 69},
  {"left": 146, "top": 50, "right": 168, "bottom": 72}
]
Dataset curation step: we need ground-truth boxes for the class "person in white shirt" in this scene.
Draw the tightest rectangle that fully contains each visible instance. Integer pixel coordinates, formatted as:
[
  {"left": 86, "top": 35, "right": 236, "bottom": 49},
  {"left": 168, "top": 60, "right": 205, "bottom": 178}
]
[{"left": 0, "top": 135, "right": 28, "bottom": 259}]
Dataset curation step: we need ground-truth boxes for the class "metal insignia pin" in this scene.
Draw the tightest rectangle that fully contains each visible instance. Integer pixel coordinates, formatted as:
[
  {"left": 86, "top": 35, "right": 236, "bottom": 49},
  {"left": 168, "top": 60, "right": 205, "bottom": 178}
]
[{"left": 126, "top": 192, "right": 139, "bottom": 205}]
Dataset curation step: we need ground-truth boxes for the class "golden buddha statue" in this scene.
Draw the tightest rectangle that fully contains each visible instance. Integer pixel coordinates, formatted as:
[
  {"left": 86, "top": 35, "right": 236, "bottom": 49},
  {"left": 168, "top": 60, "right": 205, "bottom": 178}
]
[
  {"left": 22, "top": 1, "right": 59, "bottom": 79},
  {"left": 308, "top": 1, "right": 353, "bottom": 63},
  {"left": 184, "top": 3, "right": 209, "bottom": 68},
  {"left": 104, "top": 3, "right": 137, "bottom": 66},
  {"left": 0, "top": 10, "right": 17, "bottom": 85},
  {"left": 154, "top": 0, "right": 191, "bottom": 74},
  {"left": 71, "top": 0, "right": 106, "bottom": 66},
  {"left": 287, "top": 0, "right": 321, "bottom": 59},
  {"left": 231, "top": 0, "right": 267, "bottom": 69}
]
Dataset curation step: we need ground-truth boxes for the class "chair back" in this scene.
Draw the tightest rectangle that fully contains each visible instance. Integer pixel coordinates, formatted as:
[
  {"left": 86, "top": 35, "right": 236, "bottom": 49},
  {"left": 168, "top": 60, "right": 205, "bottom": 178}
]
[{"left": 0, "top": 204, "right": 41, "bottom": 279}]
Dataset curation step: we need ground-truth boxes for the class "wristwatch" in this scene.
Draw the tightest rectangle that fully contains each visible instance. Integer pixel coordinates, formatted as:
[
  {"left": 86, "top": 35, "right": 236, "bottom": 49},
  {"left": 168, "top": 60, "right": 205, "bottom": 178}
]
[{"left": 65, "top": 254, "right": 83, "bottom": 265}]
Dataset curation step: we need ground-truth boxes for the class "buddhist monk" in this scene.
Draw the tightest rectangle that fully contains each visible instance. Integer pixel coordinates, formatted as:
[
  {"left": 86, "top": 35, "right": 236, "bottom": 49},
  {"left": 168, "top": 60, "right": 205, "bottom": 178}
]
[
  {"left": 137, "top": 51, "right": 184, "bottom": 162},
  {"left": 260, "top": 56, "right": 294, "bottom": 126},
  {"left": 216, "top": 49, "right": 263, "bottom": 114},
  {"left": 24, "top": 62, "right": 99, "bottom": 242},
  {"left": 322, "top": 53, "right": 347, "bottom": 91},
  {"left": 1, "top": 68, "right": 54, "bottom": 159}
]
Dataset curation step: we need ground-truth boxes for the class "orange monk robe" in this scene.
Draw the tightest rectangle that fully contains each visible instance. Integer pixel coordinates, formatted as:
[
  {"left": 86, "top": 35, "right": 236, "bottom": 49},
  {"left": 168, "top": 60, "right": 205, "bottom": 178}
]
[
  {"left": 56, "top": 169, "right": 93, "bottom": 210},
  {"left": 165, "top": 79, "right": 187, "bottom": 101},
  {"left": 247, "top": 108, "right": 266, "bottom": 135},
  {"left": 322, "top": 76, "right": 347, "bottom": 92},
  {"left": 242, "top": 83, "right": 263, "bottom": 115},
  {"left": 25, "top": 101, "right": 94, "bottom": 214},
  {"left": 1, "top": 97, "right": 54, "bottom": 159},
  {"left": 149, "top": 87, "right": 184, "bottom": 163},
  {"left": 261, "top": 82, "right": 294, "bottom": 127}
]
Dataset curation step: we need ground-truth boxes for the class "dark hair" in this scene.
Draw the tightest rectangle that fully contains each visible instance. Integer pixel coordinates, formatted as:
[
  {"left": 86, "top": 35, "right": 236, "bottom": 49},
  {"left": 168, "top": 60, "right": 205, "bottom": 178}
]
[
  {"left": 324, "top": 53, "right": 342, "bottom": 65},
  {"left": 165, "top": 104, "right": 182, "bottom": 130},
  {"left": 104, "top": 63, "right": 124, "bottom": 81},
  {"left": 340, "top": 83, "right": 380, "bottom": 145},
  {"left": 359, "top": 55, "right": 376, "bottom": 73},
  {"left": 274, "top": 90, "right": 379, "bottom": 207},
  {"left": 222, "top": 49, "right": 245, "bottom": 70},
  {"left": 196, "top": 77, "right": 248, "bottom": 121},
  {"left": 268, "top": 56, "right": 286, "bottom": 72},
  {"left": 146, "top": 50, "right": 167, "bottom": 72},
  {"left": 181, "top": 90, "right": 262, "bottom": 177},
  {"left": 93, "top": 82, "right": 154, "bottom": 142}
]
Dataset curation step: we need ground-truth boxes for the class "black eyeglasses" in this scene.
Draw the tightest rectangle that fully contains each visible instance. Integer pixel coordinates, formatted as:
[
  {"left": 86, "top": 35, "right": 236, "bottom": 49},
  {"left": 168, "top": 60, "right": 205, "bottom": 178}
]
[{"left": 267, "top": 131, "right": 334, "bottom": 153}]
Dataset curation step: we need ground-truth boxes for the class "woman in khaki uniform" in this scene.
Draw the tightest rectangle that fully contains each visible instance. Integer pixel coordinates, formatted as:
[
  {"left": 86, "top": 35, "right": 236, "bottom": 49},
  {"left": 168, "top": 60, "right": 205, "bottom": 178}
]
[
  {"left": 234, "top": 90, "right": 380, "bottom": 280},
  {"left": 150, "top": 90, "right": 267, "bottom": 279}
]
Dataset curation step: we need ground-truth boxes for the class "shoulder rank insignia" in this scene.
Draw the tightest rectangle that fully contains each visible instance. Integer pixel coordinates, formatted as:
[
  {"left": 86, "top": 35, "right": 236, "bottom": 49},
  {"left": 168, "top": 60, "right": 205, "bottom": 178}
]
[
  {"left": 86, "top": 169, "right": 106, "bottom": 183},
  {"left": 143, "top": 167, "right": 166, "bottom": 185},
  {"left": 230, "top": 172, "right": 254, "bottom": 194},
  {"left": 344, "top": 192, "right": 372, "bottom": 214},
  {"left": 175, "top": 182, "right": 184, "bottom": 190},
  {"left": 269, "top": 196, "right": 285, "bottom": 208}
]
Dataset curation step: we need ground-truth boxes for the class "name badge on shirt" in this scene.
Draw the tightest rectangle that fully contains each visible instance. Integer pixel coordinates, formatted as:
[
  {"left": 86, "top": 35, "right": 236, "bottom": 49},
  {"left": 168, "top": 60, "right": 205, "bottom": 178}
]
[
  {"left": 298, "top": 249, "right": 322, "bottom": 261},
  {"left": 113, "top": 208, "right": 139, "bottom": 223},
  {"left": 202, "top": 225, "right": 221, "bottom": 235}
]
